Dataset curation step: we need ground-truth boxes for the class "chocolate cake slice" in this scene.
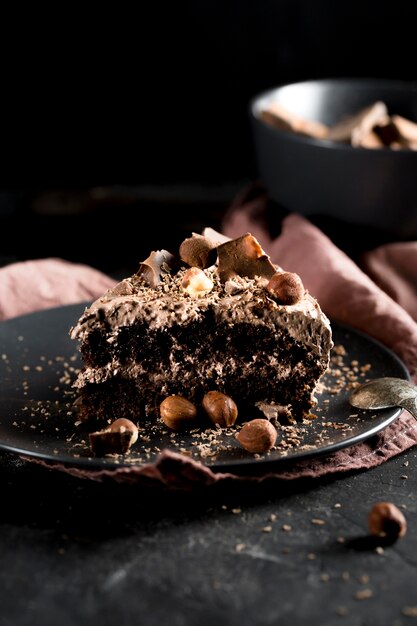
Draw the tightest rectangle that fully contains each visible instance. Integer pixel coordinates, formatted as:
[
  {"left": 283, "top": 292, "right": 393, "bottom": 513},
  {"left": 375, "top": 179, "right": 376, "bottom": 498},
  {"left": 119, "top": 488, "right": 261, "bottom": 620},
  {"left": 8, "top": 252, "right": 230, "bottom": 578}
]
[{"left": 70, "top": 231, "right": 333, "bottom": 426}]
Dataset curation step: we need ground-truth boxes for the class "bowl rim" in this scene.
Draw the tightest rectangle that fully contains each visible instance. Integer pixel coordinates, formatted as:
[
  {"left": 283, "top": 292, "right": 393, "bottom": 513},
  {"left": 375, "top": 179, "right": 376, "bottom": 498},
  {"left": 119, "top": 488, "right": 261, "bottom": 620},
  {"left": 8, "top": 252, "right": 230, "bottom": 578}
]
[{"left": 249, "top": 77, "right": 417, "bottom": 154}]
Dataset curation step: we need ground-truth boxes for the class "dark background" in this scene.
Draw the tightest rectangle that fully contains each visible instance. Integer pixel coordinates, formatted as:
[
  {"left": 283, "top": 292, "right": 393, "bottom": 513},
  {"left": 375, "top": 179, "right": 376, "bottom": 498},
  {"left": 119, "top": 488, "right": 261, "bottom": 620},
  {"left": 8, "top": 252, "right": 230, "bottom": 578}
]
[{"left": 0, "top": 2, "right": 416, "bottom": 273}]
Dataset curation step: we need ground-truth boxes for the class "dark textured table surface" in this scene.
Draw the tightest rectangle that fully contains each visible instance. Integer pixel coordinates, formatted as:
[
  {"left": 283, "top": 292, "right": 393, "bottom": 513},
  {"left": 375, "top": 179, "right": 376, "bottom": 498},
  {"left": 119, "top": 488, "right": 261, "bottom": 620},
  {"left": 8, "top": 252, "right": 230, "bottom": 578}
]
[{"left": 1, "top": 442, "right": 416, "bottom": 626}]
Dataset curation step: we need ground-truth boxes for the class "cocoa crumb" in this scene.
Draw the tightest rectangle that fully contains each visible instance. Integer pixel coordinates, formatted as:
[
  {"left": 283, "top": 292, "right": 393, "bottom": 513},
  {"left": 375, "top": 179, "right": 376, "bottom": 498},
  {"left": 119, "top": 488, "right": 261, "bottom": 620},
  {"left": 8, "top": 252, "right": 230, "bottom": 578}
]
[
  {"left": 402, "top": 606, "right": 417, "bottom": 618},
  {"left": 336, "top": 606, "right": 348, "bottom": 616},
  {"left": 235, "top": 543, "right": 246, "bottom": 553},
  {"left": 354, "top": 589, "right": 373, "bottom": 600}
]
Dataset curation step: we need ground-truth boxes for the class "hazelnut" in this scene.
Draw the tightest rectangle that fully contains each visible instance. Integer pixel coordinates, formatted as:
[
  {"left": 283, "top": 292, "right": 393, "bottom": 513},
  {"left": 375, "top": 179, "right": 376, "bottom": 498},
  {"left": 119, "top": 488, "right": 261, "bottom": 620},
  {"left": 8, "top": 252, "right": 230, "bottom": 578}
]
[
  {"left": 109, "top": 418, "right": 139, "bottom": 444},
  {"left": 181, "top": 267, "right": 214, "bottom": 297},
  {"left": 179, "top": 234, "right": 217, "bottom": 269},
  {"left": 160, "top": 395, "right": 198, "bottom": 430},
  {"left": 236, "top": 419, "right": 277, "bottom": 453},
  {"left": 266, "top": 271, "right": 304, "bottom": 305},
  {"left": 202, "top": 391, "right": 238, "bottom": 427},
  {"left": 89, "top": 417, "right": 138, "bottom": 456},
  {"left": 368, "top": 502, "right": 407, "bottom": 540}
]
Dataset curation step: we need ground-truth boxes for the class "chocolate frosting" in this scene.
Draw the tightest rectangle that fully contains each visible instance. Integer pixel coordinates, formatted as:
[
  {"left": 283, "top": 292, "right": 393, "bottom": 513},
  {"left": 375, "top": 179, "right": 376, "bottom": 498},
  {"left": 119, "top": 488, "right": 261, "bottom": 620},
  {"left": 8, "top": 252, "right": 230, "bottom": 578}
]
[{"left": 71, "top": 266, "right": 332, "bottom": 359}]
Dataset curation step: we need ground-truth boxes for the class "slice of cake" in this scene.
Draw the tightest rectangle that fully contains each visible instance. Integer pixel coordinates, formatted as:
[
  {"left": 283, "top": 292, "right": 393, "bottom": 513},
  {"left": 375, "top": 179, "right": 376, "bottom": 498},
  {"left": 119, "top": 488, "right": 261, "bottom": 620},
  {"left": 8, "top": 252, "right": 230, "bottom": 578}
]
[{"left": 70, "top": 230, "right": 333, "bottom": 427}]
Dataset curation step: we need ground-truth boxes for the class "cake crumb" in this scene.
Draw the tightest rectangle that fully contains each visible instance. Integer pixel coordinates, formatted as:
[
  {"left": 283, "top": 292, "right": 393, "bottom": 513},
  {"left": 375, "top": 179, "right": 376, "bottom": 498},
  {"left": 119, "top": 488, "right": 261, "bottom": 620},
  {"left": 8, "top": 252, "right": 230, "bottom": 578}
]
[
  {"left": 336, "top": 606, "right": 348, "bottom": 616},
  {"left": 402, "top": 606, "right": 417, "bottom": 617},
  {"left": 235, "top": 543, "right": 246, "bottom": 553},
  {"left": 354, "top": 588, "right": 373, "bottom": 600},
  {"left": 358, "top": 574, "right": 370, "bottom": 584}
]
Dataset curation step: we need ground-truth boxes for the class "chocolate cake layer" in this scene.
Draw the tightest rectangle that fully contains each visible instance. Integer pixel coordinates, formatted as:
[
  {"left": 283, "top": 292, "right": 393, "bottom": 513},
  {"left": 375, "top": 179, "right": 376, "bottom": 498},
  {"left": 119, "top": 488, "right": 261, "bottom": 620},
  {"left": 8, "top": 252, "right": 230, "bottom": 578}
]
[{"left": 71, "top": 243, "right": 332, "bottom": 426}]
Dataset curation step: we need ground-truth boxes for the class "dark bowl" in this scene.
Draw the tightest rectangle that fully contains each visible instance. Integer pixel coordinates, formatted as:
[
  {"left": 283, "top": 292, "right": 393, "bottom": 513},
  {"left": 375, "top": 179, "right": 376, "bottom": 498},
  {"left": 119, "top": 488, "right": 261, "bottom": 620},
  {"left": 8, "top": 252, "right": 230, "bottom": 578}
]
[{"left": 250, "top": 78, "right": 417, "bottom": 237}]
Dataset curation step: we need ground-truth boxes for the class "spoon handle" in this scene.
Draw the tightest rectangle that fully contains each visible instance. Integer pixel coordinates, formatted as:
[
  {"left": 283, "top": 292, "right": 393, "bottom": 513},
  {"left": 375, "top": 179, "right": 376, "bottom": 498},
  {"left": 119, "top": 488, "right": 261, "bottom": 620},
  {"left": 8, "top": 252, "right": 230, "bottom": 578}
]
[{"left": 401, "top": 395, "right": 417, "bottom": 420}]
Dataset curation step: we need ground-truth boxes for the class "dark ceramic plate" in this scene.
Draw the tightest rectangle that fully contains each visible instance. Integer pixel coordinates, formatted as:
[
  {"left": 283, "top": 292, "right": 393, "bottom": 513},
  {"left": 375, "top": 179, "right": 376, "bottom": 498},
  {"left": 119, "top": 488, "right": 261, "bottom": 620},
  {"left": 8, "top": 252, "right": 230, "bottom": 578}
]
[{"left": 0, "top": 303, "right": 410, "bottom": 474}]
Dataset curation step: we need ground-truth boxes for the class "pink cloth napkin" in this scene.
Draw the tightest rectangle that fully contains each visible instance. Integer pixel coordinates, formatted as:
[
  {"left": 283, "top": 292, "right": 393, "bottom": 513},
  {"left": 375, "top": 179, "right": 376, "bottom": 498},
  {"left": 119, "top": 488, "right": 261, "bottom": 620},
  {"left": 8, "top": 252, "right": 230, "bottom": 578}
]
[
  {"left": 2, "top": 198, "right": 417, "bottom": 489},
  {"left": 0, "top": 258, "right": 116, "bottom": 321}
]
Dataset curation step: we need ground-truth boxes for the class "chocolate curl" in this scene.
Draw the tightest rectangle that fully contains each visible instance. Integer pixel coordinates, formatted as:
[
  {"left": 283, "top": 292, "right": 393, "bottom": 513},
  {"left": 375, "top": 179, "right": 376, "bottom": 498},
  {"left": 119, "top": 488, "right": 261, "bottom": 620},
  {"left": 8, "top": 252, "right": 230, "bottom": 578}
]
[
  {"left": 137, "top": 250, "right": 175, "bottom": 287},
  {"left": 217, "top": 233, "right": 277, "bottom": 283},
  {"left": 260, "top": 101, "right": 329, "bottom": 139},
  {"left": 390, "top": 115, "right": 417, "bottom": 149},
  {"left": 179, "top": 233, "right": 217, "bottom": 269},
  {"left": 201, "top": 227, "right": 231, "bottom": 246},
  {"left": 327, "top": 101, "right": 389, "bottom": 146}
]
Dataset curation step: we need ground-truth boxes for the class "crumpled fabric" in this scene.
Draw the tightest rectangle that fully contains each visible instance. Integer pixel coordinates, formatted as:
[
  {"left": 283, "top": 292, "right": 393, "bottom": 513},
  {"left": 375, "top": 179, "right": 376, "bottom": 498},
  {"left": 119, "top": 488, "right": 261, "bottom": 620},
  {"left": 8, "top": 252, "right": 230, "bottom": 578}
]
[{"left": 0, "top": 258, "right": 115, "bottom": 321}]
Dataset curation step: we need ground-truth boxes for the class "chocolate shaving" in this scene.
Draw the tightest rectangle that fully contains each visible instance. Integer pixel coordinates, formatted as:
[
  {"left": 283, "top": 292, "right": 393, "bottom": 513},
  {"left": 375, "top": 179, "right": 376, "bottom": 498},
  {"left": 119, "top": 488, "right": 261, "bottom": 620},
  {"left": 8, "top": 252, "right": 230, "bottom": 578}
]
[
  {"left": 260, "top": 101, "right": 329, "bottom": 139},
  {"left": 390, "top": 115, "right": 417, "bottom": 148},
  {"left": 136, "top": 250, "right": 175, "bottom": 287},
  {"left": 356, "top": 130, "right": 385, "bottom": 149},
  {"left": 108, "top": 279, "right": 135, "bottom": 297},
  {"left": 201, "top": 227, "right": 231, "bottom": 246},
  {"left": 217, "top": 233, "right": 277, "bottom": 282},
  {"left": 374, "top": 115, "right": 417, "bottom": 150},
  {"left": 327, "top": 101, "right": 389, "bottom": 146},
  {"left": 261, "top": 99, "right": 417, "bottom": 151}
]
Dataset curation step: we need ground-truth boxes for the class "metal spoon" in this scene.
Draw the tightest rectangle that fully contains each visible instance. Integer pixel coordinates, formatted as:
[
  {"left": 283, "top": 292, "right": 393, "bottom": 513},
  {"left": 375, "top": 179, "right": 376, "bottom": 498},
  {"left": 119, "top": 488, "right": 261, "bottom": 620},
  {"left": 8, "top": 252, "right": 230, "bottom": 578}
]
[{"left": 349, "top": 377, "right": 417, "bottom": 419}]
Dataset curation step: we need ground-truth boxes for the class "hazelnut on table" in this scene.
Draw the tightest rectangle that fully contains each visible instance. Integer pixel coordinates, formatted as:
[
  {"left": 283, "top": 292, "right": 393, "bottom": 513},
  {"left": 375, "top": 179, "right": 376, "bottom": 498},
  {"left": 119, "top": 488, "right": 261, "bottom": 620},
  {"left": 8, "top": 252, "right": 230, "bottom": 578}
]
[{"left": 368, "top": 502, "right": 407, "bottom": 540}]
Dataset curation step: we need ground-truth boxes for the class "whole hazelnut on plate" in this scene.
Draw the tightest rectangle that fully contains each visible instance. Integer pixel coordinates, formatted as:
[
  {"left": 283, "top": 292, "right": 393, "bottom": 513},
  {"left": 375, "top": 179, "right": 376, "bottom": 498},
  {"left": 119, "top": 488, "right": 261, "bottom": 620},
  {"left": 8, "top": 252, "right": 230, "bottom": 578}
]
[
  {"left": 368, "top": 502, "right": 407, "bottom": 540},
  {"left": 202, "top": 391, "right": 238, "bottom": 427},
  {"left": 236, "top": 419, "right": 277, "bottom": 453},
  {"left": 89, "top": 417, "right": 138, "bottom": 456},
  {"left": 160, "top": 395, "right": 198, "bottom": 430},
  {"left": 109, "top": 418, "right": 139, "bottom": 444}
]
